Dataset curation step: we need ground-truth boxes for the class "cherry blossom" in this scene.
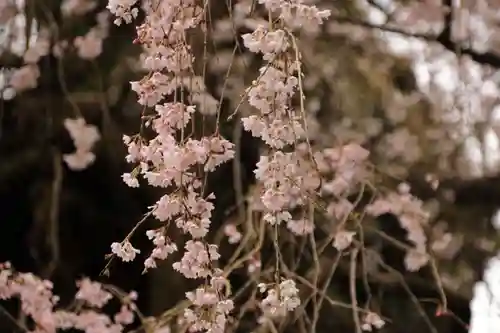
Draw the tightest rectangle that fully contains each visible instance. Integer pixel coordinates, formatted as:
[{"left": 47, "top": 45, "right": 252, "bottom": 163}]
[
  {"left": 63, "top": 118, "right": 101, "bottom": 171},
  {"left": 259, "top": 279, "right": 301, "bottom": 318}
]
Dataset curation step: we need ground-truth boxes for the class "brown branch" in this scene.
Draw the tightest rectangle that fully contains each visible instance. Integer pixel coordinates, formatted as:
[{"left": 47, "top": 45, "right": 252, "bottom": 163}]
[{"left": 41, "top": 149, "right": 63, "bottom": 279}]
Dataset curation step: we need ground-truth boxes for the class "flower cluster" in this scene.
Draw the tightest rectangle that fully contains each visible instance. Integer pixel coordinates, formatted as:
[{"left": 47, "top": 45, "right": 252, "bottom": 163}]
[
  {"left": 181, "top": 274, "right": 234, "bottom": 333},
  {"left": 366, "top": 183, "right": 430, "bottom": 271},
  {"left": 9, "top": 65, "right": 41, "bottom": 94},
  {"left": 75, "top": 278, "right": 113, "bottom": 307},
  {"left": 107, "top": 0, "right": 139, "bottom": 26},
  {"left": 61, "top": 0, "right": 97, "bottom": 17},
  {"left": 258, "top": 279, "right": 301, "bottom": 319},
  {"left": 361, "top": 311, "right": 385, "bottom": 331},
  {"left": 333, "top": 230, "right": 357, "bottom": 251},
  {"left": 247, "top": 255, "right": 262, "bottom": 274},
  {"left": 7, "top": 28, "right": 50, "bottom": 96},
  {"left": 241, "top": 0, "right": 330, "bottom": 237},
  {"left": 111, "top": 240, "right": 141, "bottom": 262},
  {"left": 74, "top": 29, "right": 103, "bottom": 60},
  {"left": 316, "top": 143, "right": 370, "bottom": 197},
  {"left": 23, "top": 29, "right": 51, "bottom": 64},
  {"left": 73, "top": 11, "right": 110, "bottom": 60},
  {"left": 223, "top": 224, "right": 242, "bottom": 244},
  {"left": 63, "top": 117, "right": 101, "bottom": 171},
  {"left": 144, "top": 228, "right": 178, "bottom": 270},
  {"left": 172, "top": 241, "right": 220, "bottom": 279},
  {"left": 4, "top": 6, "right": 110, "bottom": 100},
  {"left": 107, "top": 1, "right": 236, "bottom": 331},
  {"left": 312, "top": 143, "right": 370, "bottom": 251},
  {"left": 0, "top": 262, "right": 137, "bottom": 333},
  {"left": 242, "top": 63, "right": 304, "bottom": 149},
  {"left": 255, "top": 150, "right": 320, "bottom": 214},
  {"left": 239, "top": 0, "right": 331, "bottom": 319},
  {"left": 258, "top": 0, "right": 331, "bottom": 32}
]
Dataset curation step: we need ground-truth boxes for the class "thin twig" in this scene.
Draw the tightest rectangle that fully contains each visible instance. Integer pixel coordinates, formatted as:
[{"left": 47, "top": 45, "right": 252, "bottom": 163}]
[
  {"left": 42, "top": 149, "right": 63, "bottom": 279},
  {"left": 350, "top": 248, "right": 362, "bottom": 333}
]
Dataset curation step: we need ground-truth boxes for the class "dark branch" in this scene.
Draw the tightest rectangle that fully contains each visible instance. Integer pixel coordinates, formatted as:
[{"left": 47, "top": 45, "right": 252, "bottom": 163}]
[
  {"left": 330, "top": 2, "right": 500, "bottom": 69},
  {"left": 329, "top": 14, "right": 435, "bottom": 40},
  {"left": 435, "top": 0, "right": 500, "bottom": 68}
]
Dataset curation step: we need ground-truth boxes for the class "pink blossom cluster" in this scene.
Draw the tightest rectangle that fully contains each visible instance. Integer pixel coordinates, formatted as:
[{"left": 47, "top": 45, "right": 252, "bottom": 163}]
[
  {"left": 238, "top": 0, "right": 331, "bottom": 320},
  {"left": 9, "top": 65, "right": 41, "bottom": 94},
  {"left": 256, "top": 0, "right": 331, "bottom": 32},
  {"left": 111, "top": 240, "right": 140, "bottom": 262},
  {"left": 106, "top": 1, "right": 236, "bottom": 331},
  {"left": 107, "top": 0, "right": 139, "bottom": 26},
  {"left": 366, "top": 183, "right": 430, "bottom": 271},
  {"left": 23, "top": 30, "right": 51, "bottom": 64},
  {"left": 247, "top": 255, "right": 262, "bottom": 274},
  {"left": 74, "top": 11, "right": 110, "bottom": 60},
  {"left": 240, "top": 0, "right": 330, "bottom": 238},
  {"left": 313, "top": 143, "right": 370, "bottom": 251},
  {"left": 258, "top": 279, "right": 300, "bottom": 319},
  {"left": 255, "top": 149, "right": 320, "bottom": 216},
  {"left": 4, "top": 4, "right": 111, "bottom": 100},
  {"left": 223, "top": 224, "right": 242, "bottom": 244},
  {"left": 315, "top": 143, "right": 370, "bottom": 197},
  {"left": 361, "top": 311, "right": 385, "bottom": 331},
  {"left": 8, "top": 29, "right": 50, "bottom": 95},
  {"left": 0, "top": 262, "right": 137, "bottom": 333},
  {"left": 333, "top": 230, "right": 357, "bottom": 251},
  {"left": 172, "top": 241, "right": 220, "bottom": 279},
  {"left": 61, "top": 0, "right": 97, "bottom": 17},
  {"left": 104, "top": 0, "right": 387, "bottom": 329},
  {"left": 144, "top": 228, "right": 178, "bottom": 269},
  {"left": 181, "top": 274, "right": 234, "bottom": 332},
  {"left": 63, "top": 117, "right": 101, "bottom": 171}
]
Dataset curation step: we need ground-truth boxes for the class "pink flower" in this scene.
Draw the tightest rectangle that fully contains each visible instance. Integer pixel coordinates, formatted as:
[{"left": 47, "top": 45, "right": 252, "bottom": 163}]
[
  {"left": 61, "top": 0, "right": 97, "bottom": 17},
  {"left": 10, "top": 65, "right": 40, "bottom": 92},
  {"left": 223, "top": 224, "right": 242, "bottom": 244},
  {"left": 111, "top": 240, "right": 140, "bottom": 262},
  {"left": 63, "top": 118, "right": 100, "bottom": 170},
  {"left": 74, "top": 29, "right": 103, "bottom": 60},
  {"left": 114, "top": 305, "right": 134, "bottom": 325},
  {"left": 75, "top": 278, "right": 112, "bottom": 308}
]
